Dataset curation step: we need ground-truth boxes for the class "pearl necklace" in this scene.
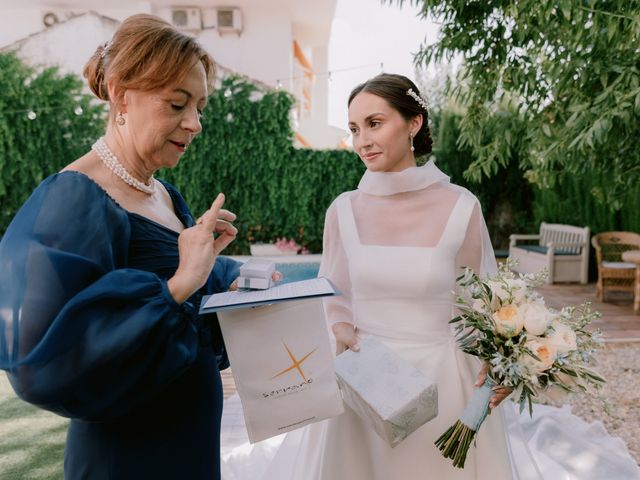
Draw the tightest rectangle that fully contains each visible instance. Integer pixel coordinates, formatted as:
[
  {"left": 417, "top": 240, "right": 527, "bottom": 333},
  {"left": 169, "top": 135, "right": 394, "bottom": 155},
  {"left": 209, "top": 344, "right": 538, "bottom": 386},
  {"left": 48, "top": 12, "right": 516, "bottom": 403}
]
[{"left": 92, "top": 137, "right": 155, "bottom": 195}]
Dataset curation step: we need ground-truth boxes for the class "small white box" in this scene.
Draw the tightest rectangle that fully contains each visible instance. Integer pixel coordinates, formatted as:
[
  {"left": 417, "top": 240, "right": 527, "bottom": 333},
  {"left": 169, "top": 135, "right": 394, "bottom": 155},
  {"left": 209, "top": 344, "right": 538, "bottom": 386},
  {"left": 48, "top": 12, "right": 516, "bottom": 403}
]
[
  {"left": 236, "top": 276, "right": 272, "bottom": 290},
  {"left": 240, "top": 257, "right": 276, "bottom": 280},
  {"left": 334, "top": 336, "right": 438, "bottom": 447}
]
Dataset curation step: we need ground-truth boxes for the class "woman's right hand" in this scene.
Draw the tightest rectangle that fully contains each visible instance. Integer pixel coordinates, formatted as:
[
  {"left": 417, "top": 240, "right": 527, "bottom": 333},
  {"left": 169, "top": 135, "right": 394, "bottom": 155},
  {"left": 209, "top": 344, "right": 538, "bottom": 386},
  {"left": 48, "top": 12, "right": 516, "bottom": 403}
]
[
  {"left": 332, "top": 321, "right": 359, "bottom": 355},
  {"left": 168, "top": 193, "right": 237, "bottom": 304}
]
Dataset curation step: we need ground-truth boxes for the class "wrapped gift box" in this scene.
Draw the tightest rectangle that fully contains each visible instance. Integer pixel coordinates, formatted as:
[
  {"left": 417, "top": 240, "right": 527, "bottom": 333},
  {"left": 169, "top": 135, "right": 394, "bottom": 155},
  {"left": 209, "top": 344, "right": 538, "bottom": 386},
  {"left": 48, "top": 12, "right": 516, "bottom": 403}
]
[
  {"left": 239, "top": 257, "right": 276, "bottom": 280},
  {"left": 334, "top": 336, "right": 438, "bottom": 447},
  {"left": 236, "top": 276, "right": 272, "bottom": 290}
]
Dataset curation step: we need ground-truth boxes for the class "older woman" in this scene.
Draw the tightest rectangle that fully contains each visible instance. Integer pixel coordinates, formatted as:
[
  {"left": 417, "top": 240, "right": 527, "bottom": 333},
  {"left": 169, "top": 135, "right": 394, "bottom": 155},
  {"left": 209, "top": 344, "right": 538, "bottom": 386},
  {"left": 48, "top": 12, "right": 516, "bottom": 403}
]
[{"left": 0, "top": 14, "right": 241, "bottom": 479}]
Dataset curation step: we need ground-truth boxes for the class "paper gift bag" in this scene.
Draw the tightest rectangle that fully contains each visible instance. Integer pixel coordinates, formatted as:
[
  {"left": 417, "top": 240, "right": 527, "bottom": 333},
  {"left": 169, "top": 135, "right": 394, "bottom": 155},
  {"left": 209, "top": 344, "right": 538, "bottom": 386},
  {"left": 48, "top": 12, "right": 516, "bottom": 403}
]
[
  {"left": 334, "top": 336, "right": 438, "bottom": 447},
  {"left": 218, "top": 299, "right": 343, "bottom": 443}
]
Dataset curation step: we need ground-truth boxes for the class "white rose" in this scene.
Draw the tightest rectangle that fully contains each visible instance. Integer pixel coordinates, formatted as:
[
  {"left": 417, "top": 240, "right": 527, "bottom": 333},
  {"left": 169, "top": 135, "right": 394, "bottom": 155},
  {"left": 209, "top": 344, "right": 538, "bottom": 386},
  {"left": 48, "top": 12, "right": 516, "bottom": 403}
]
[
  {"left": 506, "top": 279, "right": 528, "bottom": 304},
  {"left": 487, "top": 280, "right": 508, "bottom": 305},
  {"left": 487, "top": 279, "right": 528, "bottom": 307},
  {"left": 520, "top": 303, "right": 553, "bottom": 336},
  {"left": 521, "top": 337, "right": 557, "bottom": 373},
  {"left": 548, "top": 321, "right": 578, "bottom": 355},
  {"left": 492, "top": 304, "right": 524, "bottom": 338}
]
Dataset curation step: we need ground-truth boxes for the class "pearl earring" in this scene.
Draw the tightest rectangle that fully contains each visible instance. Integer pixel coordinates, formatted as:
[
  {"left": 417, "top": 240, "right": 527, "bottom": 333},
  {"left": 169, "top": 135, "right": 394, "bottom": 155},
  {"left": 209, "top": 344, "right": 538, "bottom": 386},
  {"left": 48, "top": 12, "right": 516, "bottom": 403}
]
[
  {"left": 410, "top": 133, "right": 415, "bottom": 152},
  {"left": 116, "top": 112, "right": 126, "bottom": 126}
]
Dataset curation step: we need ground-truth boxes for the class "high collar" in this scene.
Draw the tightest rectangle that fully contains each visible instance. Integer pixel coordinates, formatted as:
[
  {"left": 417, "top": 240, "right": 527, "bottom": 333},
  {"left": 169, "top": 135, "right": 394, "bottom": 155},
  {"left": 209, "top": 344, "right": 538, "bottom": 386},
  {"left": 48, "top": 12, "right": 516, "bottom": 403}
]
[{"left": 357, "top": 160, "right": 450, "bottom": 196}]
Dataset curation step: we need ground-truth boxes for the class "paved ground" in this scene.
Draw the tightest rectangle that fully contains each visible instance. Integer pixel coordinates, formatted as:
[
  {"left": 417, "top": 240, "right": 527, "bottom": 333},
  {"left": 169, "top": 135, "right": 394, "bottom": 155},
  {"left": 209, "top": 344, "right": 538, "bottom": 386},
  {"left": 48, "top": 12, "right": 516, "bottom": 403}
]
[{"left": 536, "top": 282, "right": 640, "bottom": 341}]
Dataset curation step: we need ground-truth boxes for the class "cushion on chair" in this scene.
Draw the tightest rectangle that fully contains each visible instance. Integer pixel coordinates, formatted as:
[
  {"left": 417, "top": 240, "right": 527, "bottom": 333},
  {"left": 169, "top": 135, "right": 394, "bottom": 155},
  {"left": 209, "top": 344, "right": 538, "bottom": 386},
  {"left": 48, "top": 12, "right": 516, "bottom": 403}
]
[
  {"left": 516, "top": 245, "right": 578, "bottom": 256},
  {"left": 601, "top": 261, "right": 636, "bottom": 269}
]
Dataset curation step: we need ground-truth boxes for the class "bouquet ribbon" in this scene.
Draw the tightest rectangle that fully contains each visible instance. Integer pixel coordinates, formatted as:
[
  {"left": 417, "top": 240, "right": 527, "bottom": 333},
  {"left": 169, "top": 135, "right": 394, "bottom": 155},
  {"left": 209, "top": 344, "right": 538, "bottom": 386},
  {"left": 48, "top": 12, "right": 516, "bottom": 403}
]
[
  {"left": 434, "top": 376, "right": 496, "bottom": 468},
  {"left": 460, "top": 377, "right": 495, "bottom": 431}
]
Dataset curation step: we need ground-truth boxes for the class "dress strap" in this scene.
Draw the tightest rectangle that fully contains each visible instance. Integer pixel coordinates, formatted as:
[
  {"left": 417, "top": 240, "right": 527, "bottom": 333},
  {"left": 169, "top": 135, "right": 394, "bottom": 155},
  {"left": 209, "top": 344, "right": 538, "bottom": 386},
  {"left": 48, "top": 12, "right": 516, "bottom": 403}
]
[
  {"left": 336, "top": 194, "right": 360, "bottom": 258},
  {"left": 437, "top": 191, "right": 477, "bottom": 252}
]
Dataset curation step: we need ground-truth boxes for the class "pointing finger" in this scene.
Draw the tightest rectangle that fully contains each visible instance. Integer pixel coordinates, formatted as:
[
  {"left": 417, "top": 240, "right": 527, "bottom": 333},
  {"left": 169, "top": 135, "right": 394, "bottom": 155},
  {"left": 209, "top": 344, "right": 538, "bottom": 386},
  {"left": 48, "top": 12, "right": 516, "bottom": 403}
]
[{"left": 201, "top": 193, "right": 226, "bottom": 231}]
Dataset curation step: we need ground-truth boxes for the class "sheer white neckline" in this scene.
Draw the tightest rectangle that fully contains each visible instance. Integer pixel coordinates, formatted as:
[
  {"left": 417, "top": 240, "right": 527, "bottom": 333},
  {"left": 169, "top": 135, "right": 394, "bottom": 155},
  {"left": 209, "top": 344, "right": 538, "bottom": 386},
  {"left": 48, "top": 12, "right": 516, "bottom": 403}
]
[{"left": 357, "top": 160, "right": 450, "bottom": 196}]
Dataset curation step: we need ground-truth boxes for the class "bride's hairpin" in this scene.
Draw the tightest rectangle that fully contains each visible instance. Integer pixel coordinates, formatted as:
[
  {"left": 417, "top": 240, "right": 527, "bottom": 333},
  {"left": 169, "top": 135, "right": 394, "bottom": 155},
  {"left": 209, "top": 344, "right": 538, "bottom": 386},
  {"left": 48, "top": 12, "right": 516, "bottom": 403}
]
[
  {"left": 406, "top": 88, "right": 429, "bottom": 111},
  {"left": 100, "top": 41, "right": 112, "bottom": 59}
]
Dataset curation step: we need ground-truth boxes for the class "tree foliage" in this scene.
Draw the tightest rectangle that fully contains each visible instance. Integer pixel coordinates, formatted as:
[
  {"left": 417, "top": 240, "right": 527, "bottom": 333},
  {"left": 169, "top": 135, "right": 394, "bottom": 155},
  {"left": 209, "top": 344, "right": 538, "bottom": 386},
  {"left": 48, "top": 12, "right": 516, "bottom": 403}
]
[
  {"left": 432, "top": 109, "right": 535, "bottom": 248},
  {"left": 389, "top": 0, "right": 640, "bottom": 208}
]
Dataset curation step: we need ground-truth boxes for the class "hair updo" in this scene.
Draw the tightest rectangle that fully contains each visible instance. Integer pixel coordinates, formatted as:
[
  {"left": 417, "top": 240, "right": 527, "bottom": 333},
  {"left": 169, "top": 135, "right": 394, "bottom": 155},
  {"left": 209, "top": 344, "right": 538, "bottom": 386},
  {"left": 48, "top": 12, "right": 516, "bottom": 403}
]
[
  {"left": 348, "top": 73, "right": 433, "bottom": 157},
  {"left": 83, "top": 14, "right": 215, "bottom": 112}
]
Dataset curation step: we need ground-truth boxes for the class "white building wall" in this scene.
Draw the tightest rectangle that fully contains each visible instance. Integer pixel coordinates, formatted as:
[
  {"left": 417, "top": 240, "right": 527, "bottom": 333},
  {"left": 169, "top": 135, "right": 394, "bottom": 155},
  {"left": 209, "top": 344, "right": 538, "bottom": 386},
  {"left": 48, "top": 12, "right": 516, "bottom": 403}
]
[
  {"left": 0, "top": 1, "right": 344, "bottom": 148},
  {"left": 191, "top": 8, "right": 292, "bottom": 91},
  {"left": 7, "top": 14, "right": 117, "bottom": 77},
  {"left": 0, "top": 9, "right": 47, "bottom": 47},
  {"left": 0, "top": 5, "right": 151, "bottom": 47},
  {"left": 311, "top": 45, "right": 328, "bottom": 126}
]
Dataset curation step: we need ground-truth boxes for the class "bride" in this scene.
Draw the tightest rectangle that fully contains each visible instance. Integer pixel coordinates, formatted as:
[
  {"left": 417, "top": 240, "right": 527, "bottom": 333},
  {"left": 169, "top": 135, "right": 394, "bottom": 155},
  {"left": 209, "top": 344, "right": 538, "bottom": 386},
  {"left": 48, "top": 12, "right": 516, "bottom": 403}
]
[{"left": 221, "top": 73, "right": 640, "bottom": 480}]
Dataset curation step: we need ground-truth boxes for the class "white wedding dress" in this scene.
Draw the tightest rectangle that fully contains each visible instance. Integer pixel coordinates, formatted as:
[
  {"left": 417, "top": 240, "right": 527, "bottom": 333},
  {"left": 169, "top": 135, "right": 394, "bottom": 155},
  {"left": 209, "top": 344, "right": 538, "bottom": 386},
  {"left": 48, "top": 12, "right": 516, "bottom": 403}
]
[{"left": 221, "top": 161, "right": 640, "bottom": 480}]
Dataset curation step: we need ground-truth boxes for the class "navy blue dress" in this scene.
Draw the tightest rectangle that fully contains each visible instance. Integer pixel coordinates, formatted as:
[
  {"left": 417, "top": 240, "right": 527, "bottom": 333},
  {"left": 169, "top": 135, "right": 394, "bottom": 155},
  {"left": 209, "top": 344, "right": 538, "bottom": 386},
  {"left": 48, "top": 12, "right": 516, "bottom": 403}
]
[{"left": 0, "top": 171, "right": 240, "bottom": 479}]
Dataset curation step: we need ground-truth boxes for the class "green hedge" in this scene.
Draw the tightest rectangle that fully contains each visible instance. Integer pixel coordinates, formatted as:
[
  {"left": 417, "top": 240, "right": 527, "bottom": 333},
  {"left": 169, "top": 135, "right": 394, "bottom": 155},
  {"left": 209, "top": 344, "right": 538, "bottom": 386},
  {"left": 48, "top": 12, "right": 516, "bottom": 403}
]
[
  {"left": 160, "top": 76, "right": 364, "bottom": 253},
  {"left": 0, "top": 52, "right": 105, "bottom": 231},
  {"left": 3, "top": 49, "right": 636, "bottom": 257},
  {"left": 0, "top": 56, "right": 363, "bottom": 253},
  {"left": 531, "top": 174, "right": 640, "bottom": 282},
  {"left": 532, "top": 174, "right": 640, "bottom": 235}
]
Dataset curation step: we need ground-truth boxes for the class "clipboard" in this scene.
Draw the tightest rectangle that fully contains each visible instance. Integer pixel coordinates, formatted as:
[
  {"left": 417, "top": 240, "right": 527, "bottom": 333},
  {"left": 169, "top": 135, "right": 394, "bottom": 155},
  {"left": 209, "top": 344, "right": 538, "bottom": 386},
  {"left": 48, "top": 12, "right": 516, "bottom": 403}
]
[{"left": 199, "top": 277, "right": 340, "bottom": 314}]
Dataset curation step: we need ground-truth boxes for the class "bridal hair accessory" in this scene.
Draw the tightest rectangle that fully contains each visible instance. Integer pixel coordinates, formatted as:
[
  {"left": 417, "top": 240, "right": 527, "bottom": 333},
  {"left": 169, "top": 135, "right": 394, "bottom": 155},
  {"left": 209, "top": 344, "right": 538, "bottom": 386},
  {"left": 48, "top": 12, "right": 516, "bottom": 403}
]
[
  {"left": 406, "top": 88, "right": 428, "bottom": 111},
  {"left": 99, "top": 41, "right": 111, "bottom": 59},
  {"left": 116, "top": 112, "right": 126, "bottom": 126},
  {"left": 92, "top": 137, "right": 156, "bottom": 194}
]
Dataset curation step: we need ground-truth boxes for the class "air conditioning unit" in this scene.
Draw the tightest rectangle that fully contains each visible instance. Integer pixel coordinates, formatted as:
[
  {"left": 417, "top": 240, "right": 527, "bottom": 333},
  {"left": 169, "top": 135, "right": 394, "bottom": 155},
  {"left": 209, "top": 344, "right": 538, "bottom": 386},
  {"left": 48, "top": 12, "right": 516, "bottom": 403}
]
[
  {"left": 169, "top": 7, "right": 202, "bottom": 31},
  {"left": 202, "top": 7, "right": 242, "bottom": 35}
]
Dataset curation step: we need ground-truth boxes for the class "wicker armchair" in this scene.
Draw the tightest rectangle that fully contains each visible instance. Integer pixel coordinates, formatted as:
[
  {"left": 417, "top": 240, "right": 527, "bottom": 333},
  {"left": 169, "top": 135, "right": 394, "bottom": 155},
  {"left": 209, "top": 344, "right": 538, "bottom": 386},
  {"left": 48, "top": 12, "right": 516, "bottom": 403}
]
[{"left": 591, "top": 232, "right": 640, "bottom": 301}]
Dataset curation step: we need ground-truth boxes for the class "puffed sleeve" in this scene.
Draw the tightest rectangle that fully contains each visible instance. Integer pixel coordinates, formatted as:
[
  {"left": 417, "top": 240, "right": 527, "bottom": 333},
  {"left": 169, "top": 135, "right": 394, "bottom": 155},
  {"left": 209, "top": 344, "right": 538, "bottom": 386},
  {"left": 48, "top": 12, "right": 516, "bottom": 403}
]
[
  {"left": 203, "top": 256, "right": 241, "bottom": 370},
  {"left": 318, "top": 198, "right": 354, "bottom": 326},
  {"left": 0, "top": 173, "right": 215, "bottom": 420},
  {"left": 455, "top": 199, "right": 498, "bottom": 276}
]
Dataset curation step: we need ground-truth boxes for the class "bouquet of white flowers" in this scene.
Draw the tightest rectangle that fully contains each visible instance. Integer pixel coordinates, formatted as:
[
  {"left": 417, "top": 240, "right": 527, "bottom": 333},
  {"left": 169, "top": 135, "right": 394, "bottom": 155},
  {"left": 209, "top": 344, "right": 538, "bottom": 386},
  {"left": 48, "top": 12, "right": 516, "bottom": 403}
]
[{"left": 435, "top": 261, "right": 605, "bottom": 468}]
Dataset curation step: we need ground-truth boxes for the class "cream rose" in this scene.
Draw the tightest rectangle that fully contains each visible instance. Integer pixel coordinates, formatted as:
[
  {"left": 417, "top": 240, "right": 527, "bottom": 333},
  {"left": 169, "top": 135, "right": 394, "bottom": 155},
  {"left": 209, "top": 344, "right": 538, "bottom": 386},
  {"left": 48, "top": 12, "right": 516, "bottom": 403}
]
[
  {"left": 520, "top": 303, "right": 553, "bottom": 336},
  {"left": 548, "top": 321, "right": 578, "bottom": 355},
  {"left": 522, "top": 337, "right": 557, "bottom": 373},
  {"left": 492, "top": 304, "right": 524, "bottom": 337}
]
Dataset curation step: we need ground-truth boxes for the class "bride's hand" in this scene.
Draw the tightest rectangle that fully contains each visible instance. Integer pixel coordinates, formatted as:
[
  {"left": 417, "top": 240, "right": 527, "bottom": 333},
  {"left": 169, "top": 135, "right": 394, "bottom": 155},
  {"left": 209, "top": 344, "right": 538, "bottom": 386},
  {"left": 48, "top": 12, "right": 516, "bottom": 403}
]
[
  {"left": 475, "top": 364, "right": 512, "bottom": 413},
  {"left": 332, "top": 322, "right": 359, "bottom": 355}
]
